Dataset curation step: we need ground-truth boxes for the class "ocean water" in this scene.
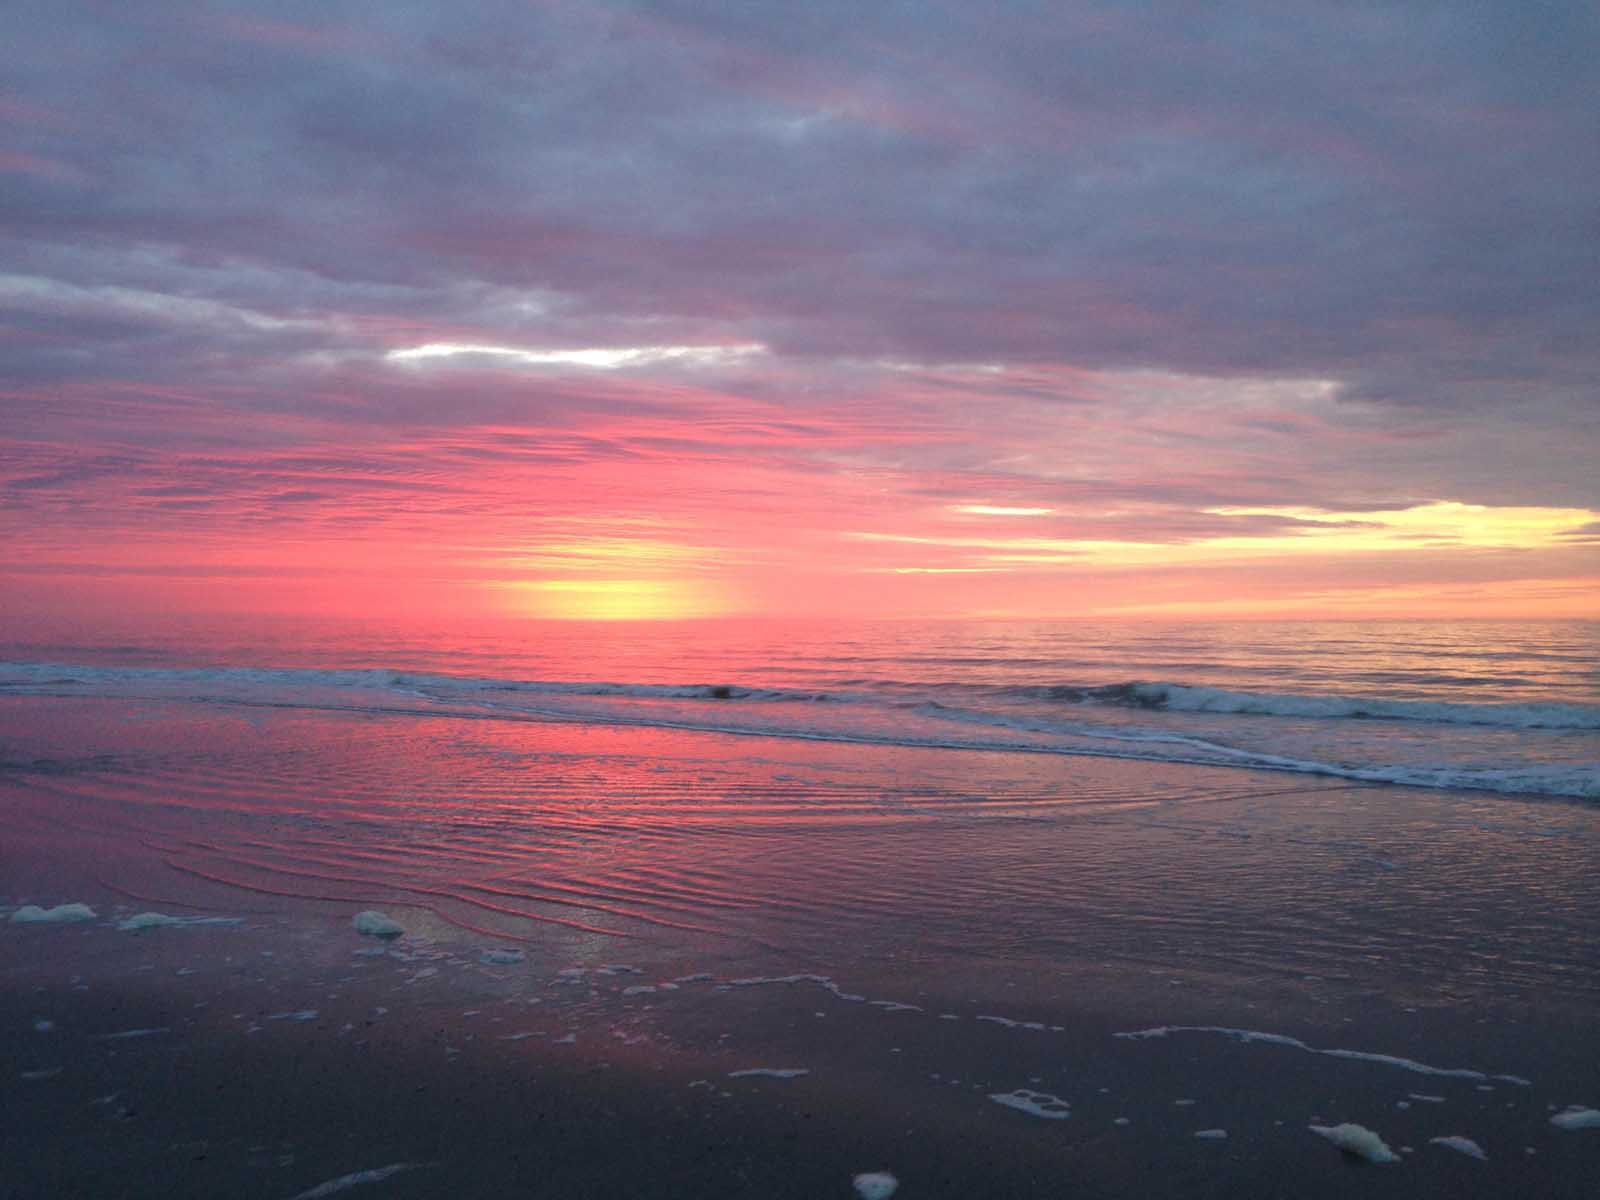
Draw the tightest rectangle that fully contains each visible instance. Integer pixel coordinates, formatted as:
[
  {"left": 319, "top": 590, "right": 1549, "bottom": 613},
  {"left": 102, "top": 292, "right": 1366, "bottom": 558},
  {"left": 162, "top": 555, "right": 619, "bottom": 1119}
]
[{"left": 4, "top": 617, "right": 1597, "bottom": 797}]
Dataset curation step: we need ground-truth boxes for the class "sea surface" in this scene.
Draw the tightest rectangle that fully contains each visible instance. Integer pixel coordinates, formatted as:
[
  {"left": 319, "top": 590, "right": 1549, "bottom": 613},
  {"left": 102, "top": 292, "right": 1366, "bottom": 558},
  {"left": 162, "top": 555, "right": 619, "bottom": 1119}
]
[{"left": 4, "top": 616, "right": 1597, "bottom": 798}]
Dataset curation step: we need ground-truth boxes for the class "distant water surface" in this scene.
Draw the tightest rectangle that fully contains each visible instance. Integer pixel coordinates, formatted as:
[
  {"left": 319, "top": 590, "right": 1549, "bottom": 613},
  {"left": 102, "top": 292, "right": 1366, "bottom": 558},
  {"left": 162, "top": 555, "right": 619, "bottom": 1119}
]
[{"left": 3, "top": 617, "right": 1595, "bottom": 798}]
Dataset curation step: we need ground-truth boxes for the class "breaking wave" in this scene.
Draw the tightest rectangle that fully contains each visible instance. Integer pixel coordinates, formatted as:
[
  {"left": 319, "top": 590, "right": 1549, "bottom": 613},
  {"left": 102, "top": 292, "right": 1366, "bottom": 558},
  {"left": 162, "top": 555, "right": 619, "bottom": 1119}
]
[
  {"left": 1014, "top": 681, "right": 1600, "bottom": 731},
  {"left": 1, "top": 661, "right": 1595, "bottom": 799}
]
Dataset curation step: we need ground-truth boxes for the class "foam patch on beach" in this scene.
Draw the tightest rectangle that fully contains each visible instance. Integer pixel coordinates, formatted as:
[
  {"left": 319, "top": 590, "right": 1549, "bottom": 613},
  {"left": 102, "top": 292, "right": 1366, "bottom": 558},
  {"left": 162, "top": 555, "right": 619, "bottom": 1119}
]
[
  {"left": 976, "top": 1013, "right": 1061, "bottom": 1032},
  {"left": 352, "top": 911, "right": 404, "bottom": 939},
  {"left": 989, "top": 1089, "right": 1071, "bottom": 1119},
  {"left": 1309, "top": 1123, "right": 1398, "bottom": 1163},
  {"left": 1550, "top": 1106, "right": 1600, "bottom": 1130},
  {"left": 852, "top": 1171, "right": 898, "bottom": 1199},
  {"left": 287, "top": 1162, "right": 421, "bottom": 1199},
  {"left": 728, "top": 1067, "right": 810, "bottom": 1080},
  {"left": 10, "top": 903, "right": 96, "bottom": 924},
  {"left": 116, "top": 912, "right": 242, "bottom": 931},
  {"left": 1117, "top": 1025, "right": 1529, "bottom": 1084},
  {"left": 724, "top": 974, "right": 867, "bottom": 1002}
]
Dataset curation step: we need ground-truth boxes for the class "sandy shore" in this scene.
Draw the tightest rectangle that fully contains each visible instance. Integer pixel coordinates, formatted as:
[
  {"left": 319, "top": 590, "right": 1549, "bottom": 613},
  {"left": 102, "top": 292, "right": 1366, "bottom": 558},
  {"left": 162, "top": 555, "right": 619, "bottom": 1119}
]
[
  {"left": 5, "top": 914, "right": 1598, "bottom": 1199},
  {"left": 4, "top": 696, "right": 1599, "bottom": 1196}
]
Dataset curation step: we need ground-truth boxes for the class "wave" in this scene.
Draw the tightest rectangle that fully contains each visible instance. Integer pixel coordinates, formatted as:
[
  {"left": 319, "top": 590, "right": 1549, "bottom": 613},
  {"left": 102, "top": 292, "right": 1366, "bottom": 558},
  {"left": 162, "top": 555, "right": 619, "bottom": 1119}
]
[
  {"left": 2, "top": 661, "right": 1596, "bottom": 799},
  {"left": 1000, "top": 681, "right": 1600, "bottom": 730},
  {"left": 5, "top": 661, "right": 1597, "bottom": 729}
]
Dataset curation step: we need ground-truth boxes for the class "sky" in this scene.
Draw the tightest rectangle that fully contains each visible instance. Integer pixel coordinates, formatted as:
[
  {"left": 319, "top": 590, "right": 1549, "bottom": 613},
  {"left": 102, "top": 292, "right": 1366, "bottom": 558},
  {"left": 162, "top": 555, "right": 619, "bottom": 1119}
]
[{"left": 3, "top": 1, "right": 1598, "bottom": 624}]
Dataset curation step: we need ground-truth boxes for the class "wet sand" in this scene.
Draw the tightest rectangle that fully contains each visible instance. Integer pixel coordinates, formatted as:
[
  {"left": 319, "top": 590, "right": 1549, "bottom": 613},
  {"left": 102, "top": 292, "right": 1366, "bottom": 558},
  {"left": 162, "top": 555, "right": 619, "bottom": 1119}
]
[
  {"left": 5, "top": 918, "right": 1598, "bottom": 1199},
  {"left": 4, "top": 696, "right": 1599, "bottom": 1197}
]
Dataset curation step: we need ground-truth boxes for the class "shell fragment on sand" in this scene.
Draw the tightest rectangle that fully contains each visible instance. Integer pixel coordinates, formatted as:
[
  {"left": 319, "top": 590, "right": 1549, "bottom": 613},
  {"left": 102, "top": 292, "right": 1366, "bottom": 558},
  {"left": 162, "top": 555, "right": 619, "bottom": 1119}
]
[{"left": 1309, "top": 1122, "right": 1399, "bottom": 1163}]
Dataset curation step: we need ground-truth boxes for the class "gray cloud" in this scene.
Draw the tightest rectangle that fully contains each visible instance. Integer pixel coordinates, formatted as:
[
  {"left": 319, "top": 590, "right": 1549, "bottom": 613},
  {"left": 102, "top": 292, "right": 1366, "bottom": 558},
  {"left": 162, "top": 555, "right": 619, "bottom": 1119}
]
[{"left": 1, "top": 0, "right": 1596, "bottom": 519}]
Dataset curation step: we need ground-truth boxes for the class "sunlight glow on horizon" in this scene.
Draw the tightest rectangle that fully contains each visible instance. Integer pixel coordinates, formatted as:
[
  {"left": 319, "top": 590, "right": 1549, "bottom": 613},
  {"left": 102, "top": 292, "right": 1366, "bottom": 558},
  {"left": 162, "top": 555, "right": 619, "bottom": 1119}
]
[
  {"left": 848, "top": 501, "right": 1600, "bottom": 571},
  {"left": 493, "top": 577, "right": 738, "bottom": 621}
]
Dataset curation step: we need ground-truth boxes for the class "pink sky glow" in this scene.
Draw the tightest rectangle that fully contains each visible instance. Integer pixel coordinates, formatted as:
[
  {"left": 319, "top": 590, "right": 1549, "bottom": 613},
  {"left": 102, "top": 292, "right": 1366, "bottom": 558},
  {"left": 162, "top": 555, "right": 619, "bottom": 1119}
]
[{"left": 3, "top": 4, "right": 1597, "bottom": 623}]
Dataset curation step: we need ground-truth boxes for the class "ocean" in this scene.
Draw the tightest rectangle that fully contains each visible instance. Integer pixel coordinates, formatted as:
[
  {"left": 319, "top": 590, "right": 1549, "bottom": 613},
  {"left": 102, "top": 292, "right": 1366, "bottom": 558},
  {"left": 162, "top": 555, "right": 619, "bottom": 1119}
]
[
  {"left": 3, "top": 617, "right": 1598, "bottom": 1197},
  {"left": 5, "top": 616, "right": 1597, "bottom": 797}
]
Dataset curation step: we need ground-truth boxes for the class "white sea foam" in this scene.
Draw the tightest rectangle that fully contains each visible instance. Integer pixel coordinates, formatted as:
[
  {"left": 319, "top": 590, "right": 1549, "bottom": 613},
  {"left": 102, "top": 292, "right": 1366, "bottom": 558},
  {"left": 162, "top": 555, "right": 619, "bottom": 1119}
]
[
  {"left": 1194, "top": 1129, "right": 1228, "bottom": 1140},
  {"left": 1116, "top": 1025, "right": 1524, "bottom": 1083},
  {"left": 1125, "top": 682, "right": 1600, "bottom": 730},
  {"left": 1309, "top": 1123, "right": 1398, "bottom": 1163},
  {"left": 728, "top": 1068, "right": 810, "bottom": 1079},
  {"left": 117, "top": 912, "right": 181, "bottom": 930},
  {"left": 1429, "top": 1135, "right": 1487, "bottom": 1160},
  {"left": 1550, "top": 1106, "right": 1600, "bottom": 1130},
  {"left": 852, "top": 1171, "right": 898, "bottom": 1199},
  {"left": 10, "top": 903, "right": 96, "bottom": 924},
  {"left": 287, "top": 1162, "right": 421, "bottom": 1199},
  {"left": 725, "top": 974, "right": 867, "bottom": 1002},
  {"left": 989, "top": 1089, "right": 1071, "bottom": 1119},
  {"left": 352, "top": 911, "right": 403, "bottom": 939},
  {"left": 98, "top": 1027, "right": 170, "bottom": 1039},
  {"left": 976, "top": 1014, "right": 1049, "bottom": 1031},
  {"left": 116, "top": 912, "right": 242, "bottom": 931}
]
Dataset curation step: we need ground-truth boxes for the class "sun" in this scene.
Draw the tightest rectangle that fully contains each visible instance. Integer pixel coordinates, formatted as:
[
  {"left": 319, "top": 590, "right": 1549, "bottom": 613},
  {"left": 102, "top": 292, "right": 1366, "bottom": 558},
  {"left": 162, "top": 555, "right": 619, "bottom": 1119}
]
[{"left": 494, "top": 578, "right": 734, "bottom": 620}]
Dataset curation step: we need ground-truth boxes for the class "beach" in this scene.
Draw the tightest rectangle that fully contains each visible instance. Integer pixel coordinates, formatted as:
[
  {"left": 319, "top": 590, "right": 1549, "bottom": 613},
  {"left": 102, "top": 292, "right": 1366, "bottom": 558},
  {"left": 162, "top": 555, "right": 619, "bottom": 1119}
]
[{"left": 5, "top": 679, "right": 1599, "bottom": 1198}]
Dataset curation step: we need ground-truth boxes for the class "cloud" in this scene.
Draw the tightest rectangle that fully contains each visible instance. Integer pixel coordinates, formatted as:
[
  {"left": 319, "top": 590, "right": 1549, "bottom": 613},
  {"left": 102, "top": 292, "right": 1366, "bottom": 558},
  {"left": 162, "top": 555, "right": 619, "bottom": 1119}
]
[
  {"left": 3, "top": 2, "right": 1595, "bottom": 393},
  {"left": 0, "top": 1, "right": 1594, "bottom": 618},
  {"left": 385, "top": 341, "right": 767, "bottom": 370}
]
